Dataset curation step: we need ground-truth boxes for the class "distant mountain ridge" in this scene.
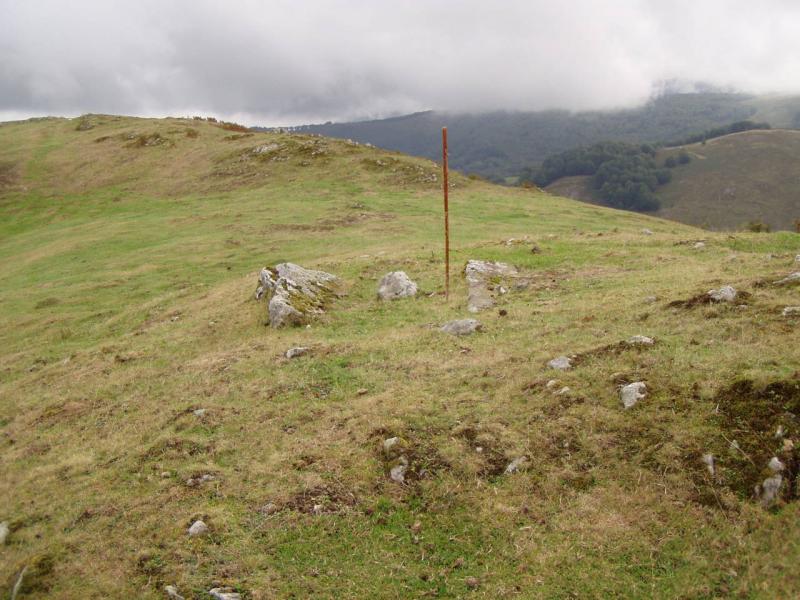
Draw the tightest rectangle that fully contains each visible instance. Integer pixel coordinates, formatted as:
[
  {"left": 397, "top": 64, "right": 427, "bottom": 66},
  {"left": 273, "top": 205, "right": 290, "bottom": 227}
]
[{"left": 268, "top": 93, "right": 800, "bottom": 182}]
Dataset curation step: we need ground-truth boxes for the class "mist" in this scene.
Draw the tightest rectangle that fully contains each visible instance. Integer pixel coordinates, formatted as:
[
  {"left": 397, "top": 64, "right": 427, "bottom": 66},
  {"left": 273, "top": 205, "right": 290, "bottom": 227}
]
[{"left": 2, "top": 0, "right": 800, "bottom": 125}]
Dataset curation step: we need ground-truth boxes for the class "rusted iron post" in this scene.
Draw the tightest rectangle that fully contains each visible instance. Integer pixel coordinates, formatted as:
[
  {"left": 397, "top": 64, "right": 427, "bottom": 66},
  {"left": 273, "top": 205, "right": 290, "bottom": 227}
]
[{"left": 442, "top": 127, "right": 450, "bottom": 300}]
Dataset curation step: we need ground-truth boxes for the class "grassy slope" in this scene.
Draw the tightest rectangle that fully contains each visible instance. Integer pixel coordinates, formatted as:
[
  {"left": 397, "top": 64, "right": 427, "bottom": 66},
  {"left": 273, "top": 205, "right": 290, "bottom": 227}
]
[
  {"left": 545, "top": 130, "right": 800, "bottom": 232},
  {"left": 1, "top": 115, "right": 800, "bottom": 598},
  {"left": 656, "top": 130, "right": 800, "bottom": 231}
]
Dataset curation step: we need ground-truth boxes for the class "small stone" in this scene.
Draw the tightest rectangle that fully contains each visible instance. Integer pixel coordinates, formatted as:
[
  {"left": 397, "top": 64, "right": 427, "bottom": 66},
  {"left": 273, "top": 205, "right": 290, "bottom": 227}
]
[
  {"left": 357, "top": 388, "right": 368, "bottom": 395},
  {"left": 759, "top": 474, "right": 783, "bottom": 508},
  {"left": 547, "top": 356, "right": 572, "bottom": 370},
  {"left": 440, "top": 319, "right": 482, "bottom": 336},
  {"left": 783, "top": 306, "right": 800, "bottom": 316},
  {"left": 627, "top": 335, "right": 654, "bottom": 346},
  {"left": 641, "top": 228, "right": 653, "bottom": 235},
  {"left": 259, "top": 502, "right": 279, "bottom": 515},
  {"left": 383, "top": 437, "right": 400, "bottom": 452},
  {"left": 187, "top": 520, "right": 208, "bottom": 536},
  {"left": 768, "top": 457, "right": 785, "bottom": 472},
  {"left": 701, "top": 454, "right": 715, "bottom": 477},
  {"left": 164, "top": 585, "right": 185, "bottom": 600},
  {"left": 620, "top": 382, "right": 646, "bottom": 409},
  {"left": 209, "top": 588, "right": 242, "bottom": 600},
  {"left": 775, "top": 425, "right": 785, "bottom": 438},
  {"left": 312, "top": 504, "right": 324, "bottom": 515},
  {"left": 465, "top": 576, "right": 480, "bottom": 589},
  {"left": 775, "top": 272, "right": 800, "bottom": 286},
  {"left": 783, "top": 439, "right": 794, "bottom": 452},
  {"left": 193, "top": 408, "right": 207, "bottom": 417},
  {"left": 795, "top": 255, "right": 800, "bottom": 263},
  {"left": 504, "top": 456, "right": 528, "bottom": 474},
  {"left": 644, "top": 295, "right": 658, "bottom": 304},
  {"left": 475, "top": 446, "right": 483, "bottom": 453},
  {"left": 556, "top": 386, "right": 571, "bottom": 396},
  {"left": 160, "top": 471, "right": 171, "bottom": 478},
  {"left": 377, "top": 271, "right": 418, "bottom": 300},
  {"left": 545, "top": 379, "right": 559, "bottom": 389},
  {"left": 0, "top": 521, "right": 9, "bottom": 545},
  {"left": 411, "top": 520, "right": 422, "bottom": 534},
  {"left": 707, "top": 286, "right": 737, "bottom": 303},
  {"left": 285, "top": 347, "right": 309, "bottom": 359},
  {"left": 693, "top": 242, "right": 706, "bottom": 249},
  {"left": 390, "top": 462, "right": 408, "bottom": 483}
]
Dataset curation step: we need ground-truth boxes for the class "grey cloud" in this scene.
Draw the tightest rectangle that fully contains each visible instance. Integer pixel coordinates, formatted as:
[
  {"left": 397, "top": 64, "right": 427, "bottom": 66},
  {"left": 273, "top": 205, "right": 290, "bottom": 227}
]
[{"left": 1, "top": 0, "right": 800, "bottom": 125}]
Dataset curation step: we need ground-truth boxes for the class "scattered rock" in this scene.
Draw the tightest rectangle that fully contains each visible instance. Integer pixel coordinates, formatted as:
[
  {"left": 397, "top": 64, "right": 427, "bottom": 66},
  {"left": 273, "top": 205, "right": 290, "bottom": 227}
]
[
  {"left": 644, "top": 295, "right": 658, "bottom": 304},
  {"left": 627, "top": 335, "right": 654, "bottom": 346},
  {"left": 465, "top": 576, "right": 480, "bottom": 589},
  {"left": 768, "top": 456, "right": 785, "bottom": 473},
  {"left": 390, "top": 460, "right": 408, "bottom": 483},
  {"left": 783, "top": 306, "right": 800, "bottom": 316},
  {"left": 440, "top": 319, "right": 482, "bottom": 336},
  {"left": 377, "top": 271, "right": 418, "bottom": 300},
  {"left": 708, "top": 286, "right": 737, "bottom": 303},
  {"left": 556, "top": 386, "right": 571, "bottom": 396},
  {"left": 464, "top": 260, "right": 518, "bottom": 313},
  {"left": 209, "top": 588, "right": 242, "bottom": 600},
  {"left": 164, "top": 585, "right": 185, "bottom": 600},
  {"left": 775, "top": 425, "right": 785, "bottom": 438},
  {"left": 411, "top": 520, "right": 422, "bottom": 534},
  {"left": 186, "top": 473, "right": 215, "bottom": 487},
  {"left": 383, "top": 437, "right": 400, "bottom": 453},
  {"left": 641, "top": 228, "right": 653, "bottom": 235},
  {"left": 259, "top": 502, "right": 279, "bottom": 515},
  {"left": 356, "top": 388, "right": 368, "bottom": 395},
  {"left": 192, "top": 408, "right": 207, "bottom": 417},
  {"left": 775, "top": 272, "right": 800, "bottom": 286},
  {"left": 758, "top": 474, "right": 783, "bottom": 508},
  {"left": 504, "top": 456, "right": 528, "bottom": 474},
  {"left": 252, "top": 143, "right": 280, "bottom": 154},
  {"left": 545, "top": 379, "right": 559, "bottom": 389},
  {"left": 701, "top": 454, "right": 715, "bottom": 477},
  {"left": 285, "top": 347, "right": 309, "bottom": 359},
  {"left": 255, "top": 263, "right": 341, "bottom": 328},
  {"left": 187, "top": 520, "right": 208, "bottom": 536},
  {"left": 620, "top": 382, "right": 646, "bottom": 409},
  {"left": 0, "top": 521, "right": 8, "bottom": 545},
  {"left": 547, "top": 356, "right": 572, "bottom": 370},
  {"left": 693, "top": 242, "right": 706, "bottom": 249}
]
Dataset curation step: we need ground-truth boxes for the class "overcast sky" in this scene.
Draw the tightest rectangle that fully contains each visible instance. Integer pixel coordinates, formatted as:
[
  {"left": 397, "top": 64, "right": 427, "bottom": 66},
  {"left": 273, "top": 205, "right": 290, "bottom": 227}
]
[{"left": 2, "top": 0, "right": 799, "bottom": 126}]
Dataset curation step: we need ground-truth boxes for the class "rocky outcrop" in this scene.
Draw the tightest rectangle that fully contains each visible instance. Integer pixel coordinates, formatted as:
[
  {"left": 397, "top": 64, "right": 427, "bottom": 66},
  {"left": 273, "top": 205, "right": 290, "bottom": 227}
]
[
  {"left": 464, "top": 260, "right": 518, "bottom": 313},
  {"left": 255, "top": 263, "right": 341, "bottom": 328}
]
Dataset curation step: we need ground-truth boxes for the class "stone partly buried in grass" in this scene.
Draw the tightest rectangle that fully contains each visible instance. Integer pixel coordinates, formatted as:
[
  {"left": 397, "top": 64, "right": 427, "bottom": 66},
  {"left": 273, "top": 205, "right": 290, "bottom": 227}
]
[
  {"left": 620, "top": 382, "right": 647, "bottom": 409},
  {"left": 464, "top": 259, "right": 518, "bottom": 313},
  {"left": 255, "top": 263, "right": 342, "bottom": 328},
  {"left": 377, "top": 271, "right": 418, "bottom": 300},
  {"left": 440, "top": 319, "right": 482, "bottom": 336}
]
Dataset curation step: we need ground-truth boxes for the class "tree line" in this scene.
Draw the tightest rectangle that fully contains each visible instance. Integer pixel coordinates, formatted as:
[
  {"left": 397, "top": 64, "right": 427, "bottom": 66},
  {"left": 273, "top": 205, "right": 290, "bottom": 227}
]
[{"left": 520, "top": 142, "right": 692, "bottom": 212}]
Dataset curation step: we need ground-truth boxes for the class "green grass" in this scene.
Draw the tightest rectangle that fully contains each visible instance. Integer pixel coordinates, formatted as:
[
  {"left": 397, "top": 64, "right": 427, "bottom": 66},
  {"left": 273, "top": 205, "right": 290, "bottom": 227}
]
[{"left": 1, "top": 115, "right": 800, "bottom": 598}]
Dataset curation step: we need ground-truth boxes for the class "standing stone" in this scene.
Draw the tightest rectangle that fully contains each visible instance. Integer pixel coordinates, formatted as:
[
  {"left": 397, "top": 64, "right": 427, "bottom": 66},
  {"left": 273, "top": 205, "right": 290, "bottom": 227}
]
[
  {"left": 620, "top": 382, "right": 647, "bottom": 409},
  {"left": 255, "top": 263, "right": 340, "bottom": 328},
  {"left": 377, "top": 271, "right": 418, "bottom": 300},
  {"left": 464, "top": 260, "right": 518, "bottom": 313}
]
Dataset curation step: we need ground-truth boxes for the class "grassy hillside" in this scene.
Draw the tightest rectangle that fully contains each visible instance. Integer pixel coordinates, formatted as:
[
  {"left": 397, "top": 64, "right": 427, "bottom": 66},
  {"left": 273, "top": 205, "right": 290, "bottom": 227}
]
[
  {"left": 285, "top": 93, "right": 800, "bottom": 182},
  {"left": 657, "top": 130, "right": 800, "bottom": 231},
  {"left": 1, "top": 115, "right": 800, "bottom": 598},
  {"left": 545, "top": 130, "right": 800, "bottom": 231}
]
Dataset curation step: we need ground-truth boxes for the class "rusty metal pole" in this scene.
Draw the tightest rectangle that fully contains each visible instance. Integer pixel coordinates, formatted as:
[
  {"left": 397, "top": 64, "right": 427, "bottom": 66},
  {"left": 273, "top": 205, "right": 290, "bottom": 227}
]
[{"left": 442, "top": 127, "right": 450, "bottom": 300}]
